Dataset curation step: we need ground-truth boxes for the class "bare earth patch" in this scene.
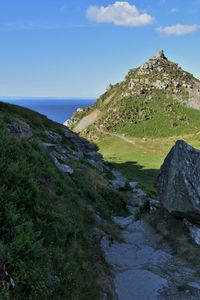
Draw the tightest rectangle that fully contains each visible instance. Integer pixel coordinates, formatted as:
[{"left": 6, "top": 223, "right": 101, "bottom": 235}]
[{"left": 74, "top": 110, "right": 100, "bottom": 132}]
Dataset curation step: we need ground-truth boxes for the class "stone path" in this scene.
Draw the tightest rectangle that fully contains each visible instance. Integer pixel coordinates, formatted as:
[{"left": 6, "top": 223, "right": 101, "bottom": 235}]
[
  {"left": 101, "top": 218, "right": 170, "bottom": 300},
  {"left": 101, "top": 193, "right": 200, "bottom": 299}
]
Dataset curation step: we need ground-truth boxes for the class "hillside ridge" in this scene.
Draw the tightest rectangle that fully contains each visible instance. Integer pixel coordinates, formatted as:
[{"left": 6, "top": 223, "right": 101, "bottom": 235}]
[{"left": 0, "top": 101, "right": 129, "bottom": 299}]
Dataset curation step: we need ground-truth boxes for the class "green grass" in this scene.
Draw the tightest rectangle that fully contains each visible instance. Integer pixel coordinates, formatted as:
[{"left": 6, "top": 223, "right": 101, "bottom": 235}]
[
  {"left": 97, "top": 133, "right": 200, "bottom": 197},
  {"left": 115, "top": 95, "right": 200, "bottom": 138},
  {"left": 0, "top": 101, "right": 127, "bottom": 300}
]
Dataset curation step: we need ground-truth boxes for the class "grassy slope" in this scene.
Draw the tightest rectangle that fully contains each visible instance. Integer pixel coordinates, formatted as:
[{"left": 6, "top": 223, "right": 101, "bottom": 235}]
[
  {"left": 114, "top": 94, "right": 200, "bottom": 138},
  {"left": 0, "top": 102, "right": 127, "bottom": 300},
  {"left": 82, "top": 91, "right": 200, "bottom": 138},
  {"left": 73, "top": 91, "right": 200, "bottom": 197},
  {"left": 97, "top": 133, "right": 200, "bottom": 198}
]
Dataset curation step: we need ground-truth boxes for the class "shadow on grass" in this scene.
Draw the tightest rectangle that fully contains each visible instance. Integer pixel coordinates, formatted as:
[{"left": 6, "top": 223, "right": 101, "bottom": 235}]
[{"left": 111, "top": 160, "right": 159, "bottom": 198}]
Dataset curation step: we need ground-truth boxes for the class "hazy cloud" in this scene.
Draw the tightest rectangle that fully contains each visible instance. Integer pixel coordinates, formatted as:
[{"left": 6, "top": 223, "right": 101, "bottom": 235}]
[
  {"left": 170, "top": 8, "right": 178, "bottom": 14},
  {"left": 156, "top": 24, "right": 199, "bottom": 36},
  {"left": 86, "top": 1, "right": 154, "bottom": 27}
]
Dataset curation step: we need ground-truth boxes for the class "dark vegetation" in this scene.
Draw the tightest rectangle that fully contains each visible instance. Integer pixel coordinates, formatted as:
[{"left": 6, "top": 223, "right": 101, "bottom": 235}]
[{"left": 0, "top": 101, "right": 127, "bottom": 299}]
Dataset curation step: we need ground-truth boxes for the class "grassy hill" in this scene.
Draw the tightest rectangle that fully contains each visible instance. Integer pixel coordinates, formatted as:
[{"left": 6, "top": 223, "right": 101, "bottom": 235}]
[
  {"left": 0, "top": 101, "right": 127, "bottom": 300},
  {"left": 69, "top": 51, "right": 200, "bottom": 139},
  {"left": 68, "top": 51, "right": 200, "bottom": 196}
]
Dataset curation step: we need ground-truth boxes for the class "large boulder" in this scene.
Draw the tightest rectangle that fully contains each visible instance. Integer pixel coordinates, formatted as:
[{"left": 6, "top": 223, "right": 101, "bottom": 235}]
[{"left": 156, "top": 140, "right": 200, "bottom": 224}]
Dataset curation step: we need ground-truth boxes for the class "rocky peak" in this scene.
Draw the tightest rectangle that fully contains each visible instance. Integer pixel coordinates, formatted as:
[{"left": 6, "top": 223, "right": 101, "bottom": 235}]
[
  {"left": 122, "top": 50, "right": 197, "bottom": 99},
  {"left": 155, "top": 50, "right": 167, "bottom": 60}
]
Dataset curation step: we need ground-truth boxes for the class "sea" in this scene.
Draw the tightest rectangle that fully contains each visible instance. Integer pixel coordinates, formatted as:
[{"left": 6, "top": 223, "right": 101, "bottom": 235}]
[{"left": 0, "top": 98, "right": 96, "bottom": 124}]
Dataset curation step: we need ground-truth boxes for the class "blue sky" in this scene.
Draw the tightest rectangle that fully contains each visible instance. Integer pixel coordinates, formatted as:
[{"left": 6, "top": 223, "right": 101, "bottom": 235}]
[{"left": 0, "top": 0, "right": 199, "bottom": 98}]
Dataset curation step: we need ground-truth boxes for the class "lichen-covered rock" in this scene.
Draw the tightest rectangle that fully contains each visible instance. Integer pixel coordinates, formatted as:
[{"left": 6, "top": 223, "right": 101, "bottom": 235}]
[{"left": 156, "top": 140, "right": 200, "bottom": 224}]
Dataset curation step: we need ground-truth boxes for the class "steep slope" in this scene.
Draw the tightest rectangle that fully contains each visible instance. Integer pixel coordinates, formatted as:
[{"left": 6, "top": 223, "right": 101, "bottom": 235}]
[
  {"left": 68, "top": 51, "right": 200, "bottom": 139},
  {"left": 0, "top": 101, "right": 128, "bottom": 300}
]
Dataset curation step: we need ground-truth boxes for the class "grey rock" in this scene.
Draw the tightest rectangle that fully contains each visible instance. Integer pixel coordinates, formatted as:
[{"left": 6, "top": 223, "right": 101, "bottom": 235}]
[
  {"left": 8, "top": 120, "right": 33, "bottom": 140},
  {"left": 184, "top": 220, "right": 200, "bottom": 246},
  {"left": 45, "top": 130, "right": 62, "bottom": 144},
  {"left": 149, "top": 198, "right": 161, "bottom": 213},
  {"left": 127, "top": 205, "right": 138, "bottom": 215},
  {"left": 132, "top": 188, "right": 147, "bottom": 197},
  {"left": 129, "top": 181, "right": 138, "bottom": 188},
  {"left": 42, "top": 143, "right": 57, "bottom": 148},
  {"left": 50, "top": 153, "right": 73, "bottom": 175},
  {"left": 72, "top": 149, "right": 84, "bottom": 159},
  {"left": 128, "top": 191, "right": 147, "bottom": 207},
  {"left": 55, "top": 144, "right": 68, "bottom": 155},
  {"left": 63, "top": 129, "right": 76, "bottom": 138},
  {"left": 156, "top": 140, "right": 200, "bottom": 224},
  {"left": 110, "top": 169, "right": 126, "bottom": 190},
  {"left": 115, "top": 269, "right": 168, "bottom": 300},
  {"left": 86, "top": 151, "right": 103, "bottom": 160},
  {"left": 112, "top": 215, "right": 134, "bottom": 229},
  {"left": 187, "top": 80, "right": 200, "bottom": 110},
  {"left": 149, "top": 198, "right": 161, "bottom": 208},
  {"left": 88, "top": 159, "right": 104, "bottom": 171},
  {"left": 51, "top": 151, "right": 68, "bottom": 163},
  {"left": 56, "top": 162, "right": 74, "bottom": 175},
  {"left": 153, "top": 80, "right": 168, "bottom": 90},
  {"left": 149, "top": 199, "right": 161, "bottom": 213},
  {"left": 188, "top": 282, "right": 200, "bottom": 290}
]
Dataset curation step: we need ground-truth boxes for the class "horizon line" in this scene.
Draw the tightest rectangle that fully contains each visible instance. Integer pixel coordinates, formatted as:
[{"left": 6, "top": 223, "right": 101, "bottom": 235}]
[{"left": 0, "top": 96, "right": 97, "bottom": 100}]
